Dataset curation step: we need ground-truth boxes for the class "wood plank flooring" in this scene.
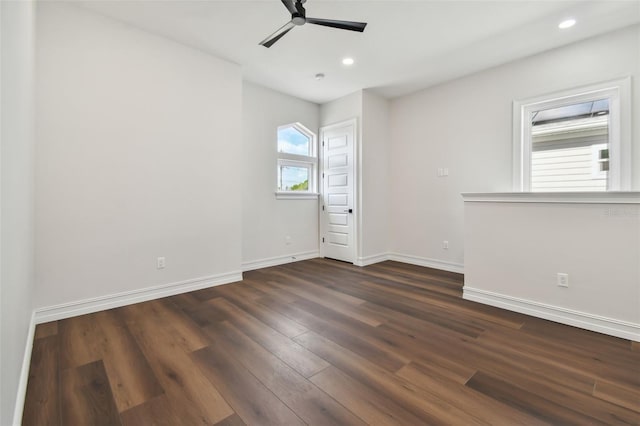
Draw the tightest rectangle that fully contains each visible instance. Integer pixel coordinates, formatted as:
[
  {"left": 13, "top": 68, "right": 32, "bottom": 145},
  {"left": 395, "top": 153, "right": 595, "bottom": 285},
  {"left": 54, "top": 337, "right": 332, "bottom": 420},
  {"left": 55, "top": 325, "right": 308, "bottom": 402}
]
[{"left": 23, "top": 259, "right": 640, "bottom": 425}]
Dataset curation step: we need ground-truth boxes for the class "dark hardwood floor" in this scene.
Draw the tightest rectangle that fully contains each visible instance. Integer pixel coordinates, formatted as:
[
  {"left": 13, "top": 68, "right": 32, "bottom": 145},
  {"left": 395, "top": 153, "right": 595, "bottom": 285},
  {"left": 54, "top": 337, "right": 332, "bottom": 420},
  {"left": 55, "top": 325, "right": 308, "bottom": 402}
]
[{"left": 23, "top": 259, "right": 640, "bottom": 425}]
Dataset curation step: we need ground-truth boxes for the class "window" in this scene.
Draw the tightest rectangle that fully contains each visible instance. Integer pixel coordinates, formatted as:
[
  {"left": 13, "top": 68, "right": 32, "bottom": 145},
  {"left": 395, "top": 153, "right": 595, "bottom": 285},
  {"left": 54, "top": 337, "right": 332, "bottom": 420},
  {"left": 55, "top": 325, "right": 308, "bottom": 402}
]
[
  {"left": 276, "top": 123, "right": 318, "bottom": 199},
  {"left": 513, "top": 77, "right": 631, "bottom": 192},
  {"left": 591, "top": 143, "right": 609, "bottom": 179}
]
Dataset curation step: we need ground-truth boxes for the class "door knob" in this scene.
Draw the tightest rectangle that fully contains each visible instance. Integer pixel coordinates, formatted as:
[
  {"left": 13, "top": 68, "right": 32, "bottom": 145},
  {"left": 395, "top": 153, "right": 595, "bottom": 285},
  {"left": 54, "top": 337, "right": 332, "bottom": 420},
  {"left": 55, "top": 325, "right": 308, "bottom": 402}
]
[{"left": 348, "top": 209, "right": 353, "bottom": 213}]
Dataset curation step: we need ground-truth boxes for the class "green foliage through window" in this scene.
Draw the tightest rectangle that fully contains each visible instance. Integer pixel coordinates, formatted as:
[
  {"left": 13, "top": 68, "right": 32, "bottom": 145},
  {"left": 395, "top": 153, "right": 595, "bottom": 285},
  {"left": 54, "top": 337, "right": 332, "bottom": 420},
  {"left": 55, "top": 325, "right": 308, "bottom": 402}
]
[{"left": 290, "top": 180, "right": 309, "bottom": 191}]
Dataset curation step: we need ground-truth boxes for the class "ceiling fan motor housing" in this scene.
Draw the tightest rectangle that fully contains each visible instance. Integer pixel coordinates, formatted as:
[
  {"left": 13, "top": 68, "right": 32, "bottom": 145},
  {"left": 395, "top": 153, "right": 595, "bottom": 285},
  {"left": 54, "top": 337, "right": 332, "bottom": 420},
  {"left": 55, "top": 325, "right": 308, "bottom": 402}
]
[{"left": 292, "top": 13, "right": 306, "bottom": 25}]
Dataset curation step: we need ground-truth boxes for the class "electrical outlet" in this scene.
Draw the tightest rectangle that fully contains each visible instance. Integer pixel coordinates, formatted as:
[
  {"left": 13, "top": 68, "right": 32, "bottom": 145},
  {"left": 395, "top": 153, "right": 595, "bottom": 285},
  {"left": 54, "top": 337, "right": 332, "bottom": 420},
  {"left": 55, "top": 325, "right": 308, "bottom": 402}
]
[
  {"left": 157, "top": 257, "right": 166, "bottom": 269},
  {"left": 557, "top": 273, "right": 569, "bottom": 287},
  {"left": 285, "top": 236, "right": 292, "bottom": 245},
  {"left": 443, "top": 240, "right": 449, "bottom": 249}
]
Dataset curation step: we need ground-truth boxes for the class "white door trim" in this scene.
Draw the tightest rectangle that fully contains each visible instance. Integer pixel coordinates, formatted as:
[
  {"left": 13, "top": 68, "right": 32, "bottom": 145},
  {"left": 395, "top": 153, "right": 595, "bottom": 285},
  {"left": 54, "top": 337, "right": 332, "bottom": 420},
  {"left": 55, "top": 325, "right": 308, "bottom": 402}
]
[{"left": 319, "top": 118, "right": 358, "bottom": 263}]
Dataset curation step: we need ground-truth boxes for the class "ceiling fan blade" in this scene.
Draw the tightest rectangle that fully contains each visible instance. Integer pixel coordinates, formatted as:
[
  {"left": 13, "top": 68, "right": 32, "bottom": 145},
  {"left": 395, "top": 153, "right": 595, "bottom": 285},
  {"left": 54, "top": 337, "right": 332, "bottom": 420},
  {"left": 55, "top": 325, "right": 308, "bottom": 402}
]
[
  {"left": 259, "top": 21, "right": 296, "bottom": 48},
  {"left": 306, "top": 17, "right": 367, "bottom": 32},
  {"left": 280, "top": 0, "right": 297, "bottom": 15}
]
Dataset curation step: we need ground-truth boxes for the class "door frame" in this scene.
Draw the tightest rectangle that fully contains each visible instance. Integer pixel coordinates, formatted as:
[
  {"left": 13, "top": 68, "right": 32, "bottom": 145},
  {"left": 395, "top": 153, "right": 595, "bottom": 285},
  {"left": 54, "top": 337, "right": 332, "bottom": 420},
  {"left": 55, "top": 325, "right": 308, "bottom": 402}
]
[{"left": 319, "top": 118, "right": 359, "bottom": 263}]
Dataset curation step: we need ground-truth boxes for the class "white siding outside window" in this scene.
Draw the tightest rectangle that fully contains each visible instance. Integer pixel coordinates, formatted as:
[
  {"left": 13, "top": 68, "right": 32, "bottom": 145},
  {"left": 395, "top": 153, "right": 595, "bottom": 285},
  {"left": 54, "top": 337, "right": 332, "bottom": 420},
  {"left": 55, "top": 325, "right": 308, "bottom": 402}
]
[{"left": 530, "top": 115, "right": 608, "bottom": 192}]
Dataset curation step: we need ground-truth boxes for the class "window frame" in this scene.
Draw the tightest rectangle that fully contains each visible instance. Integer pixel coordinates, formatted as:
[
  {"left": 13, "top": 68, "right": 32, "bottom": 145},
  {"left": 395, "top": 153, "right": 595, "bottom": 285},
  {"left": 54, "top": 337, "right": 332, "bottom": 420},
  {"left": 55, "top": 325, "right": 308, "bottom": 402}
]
[
  {"left": 591, "top": 143, "right": 609, "bottom": 179},
  {"left": 513, "top": 77, "right": 631, "bottom": 192},
  {"left": 275, "top": 122, "right": 319, "bottom": 199}
]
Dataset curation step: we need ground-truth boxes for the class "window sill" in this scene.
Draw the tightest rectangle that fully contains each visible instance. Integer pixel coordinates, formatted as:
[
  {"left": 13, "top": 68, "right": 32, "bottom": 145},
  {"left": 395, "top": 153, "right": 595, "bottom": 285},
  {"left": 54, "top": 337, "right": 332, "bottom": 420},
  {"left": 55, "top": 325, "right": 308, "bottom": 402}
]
[
  {"left": 461, "top": 191, "right": 640, "bottom": 204},
  {"left": 275, "top": 192, "right": 319, "bottom": 200}
]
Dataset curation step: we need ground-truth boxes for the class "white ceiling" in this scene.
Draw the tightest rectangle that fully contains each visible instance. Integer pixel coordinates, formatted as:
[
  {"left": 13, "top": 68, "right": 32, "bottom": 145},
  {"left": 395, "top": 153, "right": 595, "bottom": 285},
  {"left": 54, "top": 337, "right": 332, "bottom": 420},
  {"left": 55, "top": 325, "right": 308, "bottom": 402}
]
[{"left": 75, "top": 0, "right": 640, "bottom": 104}]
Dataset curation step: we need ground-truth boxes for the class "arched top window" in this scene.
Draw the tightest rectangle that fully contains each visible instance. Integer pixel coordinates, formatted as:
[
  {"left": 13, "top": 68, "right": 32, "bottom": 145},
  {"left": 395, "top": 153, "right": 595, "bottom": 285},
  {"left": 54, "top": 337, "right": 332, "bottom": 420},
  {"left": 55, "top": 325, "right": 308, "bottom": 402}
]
[
  {"left": 278, "top": 123, "right": 314, "bottom": 157},
  {"left": 276, "top": 123, "right": 318, "bottom": 199}
]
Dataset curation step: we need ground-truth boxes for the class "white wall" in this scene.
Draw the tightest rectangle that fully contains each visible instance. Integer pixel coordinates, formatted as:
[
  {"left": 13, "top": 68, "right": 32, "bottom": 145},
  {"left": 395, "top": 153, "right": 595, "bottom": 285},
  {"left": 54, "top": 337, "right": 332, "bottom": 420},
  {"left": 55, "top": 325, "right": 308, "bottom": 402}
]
[
  {"left": 320, "top": 90, "right": 362, "bottom": 128},
  {"left": 463, "top": 195, "right": 640, "bottom": 341},
  {"left": 242, "top": 82, "right": 320, "bottom": 268},
  {"left": 1, "top": 1, "right": 36, "bottom": 424},
  {"left": 390, "top": 25, "right": 640, "bottom": 270},
  {"left": 360, "top": 90, "right": 390, "bottom": 262},
  {"left": 35, "top": 4, "right": 242, "bottom": 312}
]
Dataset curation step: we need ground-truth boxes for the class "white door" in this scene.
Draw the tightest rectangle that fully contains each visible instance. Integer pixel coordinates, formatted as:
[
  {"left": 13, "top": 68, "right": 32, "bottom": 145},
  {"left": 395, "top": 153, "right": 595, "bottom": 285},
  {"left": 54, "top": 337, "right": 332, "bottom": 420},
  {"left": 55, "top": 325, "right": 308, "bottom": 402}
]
[{"left": 320, "top": 119, "right": 356, "bottom": 263}]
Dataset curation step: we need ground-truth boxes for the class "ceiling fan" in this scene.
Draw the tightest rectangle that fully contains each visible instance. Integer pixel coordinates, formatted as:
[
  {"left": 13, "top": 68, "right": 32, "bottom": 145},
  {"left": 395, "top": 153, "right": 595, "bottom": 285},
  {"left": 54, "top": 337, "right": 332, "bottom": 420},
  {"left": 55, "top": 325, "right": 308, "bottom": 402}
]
[{"left": 260, "top": 0, "right": 367, "bottom": 48}]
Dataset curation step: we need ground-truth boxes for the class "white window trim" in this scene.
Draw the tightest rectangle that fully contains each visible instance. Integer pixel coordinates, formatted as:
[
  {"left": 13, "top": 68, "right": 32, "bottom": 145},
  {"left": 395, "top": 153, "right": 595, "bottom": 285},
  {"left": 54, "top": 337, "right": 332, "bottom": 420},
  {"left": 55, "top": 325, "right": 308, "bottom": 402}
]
[
  {"left": 275, "top": 192, "right": 319, "bottom": 200},
  {"left": 513, "top": 77, "right": 631, "bottom": 192},
  {"left": 276, "top": 158, "right": 318, "bottom": 199},
  {"left": 276, "top": 122, "right": 319, "bottom": 199}
]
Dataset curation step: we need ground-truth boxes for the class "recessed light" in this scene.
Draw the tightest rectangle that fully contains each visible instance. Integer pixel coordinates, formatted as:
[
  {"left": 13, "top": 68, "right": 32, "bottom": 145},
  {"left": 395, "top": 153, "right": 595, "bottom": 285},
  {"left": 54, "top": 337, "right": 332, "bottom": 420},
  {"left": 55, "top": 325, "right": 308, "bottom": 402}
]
[
  {"left": 342, "top": 57, "right": 355, "bottom": 66},
  {"left": 558, "top": 18, "right": 576, "bottom": 29},
  {"left": 315, "top": 73, "right": 325, "bottom": 80}
]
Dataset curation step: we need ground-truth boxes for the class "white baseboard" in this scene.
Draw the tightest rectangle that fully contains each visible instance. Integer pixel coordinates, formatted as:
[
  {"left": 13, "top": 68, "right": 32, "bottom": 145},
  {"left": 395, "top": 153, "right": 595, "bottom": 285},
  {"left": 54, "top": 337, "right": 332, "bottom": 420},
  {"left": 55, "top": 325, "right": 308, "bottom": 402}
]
[
  {"left": 353, "top": 252, "right": 464, "bottom": 273},
  {"left": 354, "top": 253, "right": 390, "bottom": 267},
  {"left": 242, "top": 251, "right": 319, "bottom": 272},
  {"left": 242, "top": 250, "right": 464, "bottom": 274},
  {"left": 387, "top": 252, "right": 464, "bottom": 274},
  {"left": 464, "top": 286, "right": 640, "bottom": 342},
  {"left": 34, "top": 271, "right": 242, "bottom": 324},
  {"left": 13, "top": 311, "right": 36, "bottom": 426}
]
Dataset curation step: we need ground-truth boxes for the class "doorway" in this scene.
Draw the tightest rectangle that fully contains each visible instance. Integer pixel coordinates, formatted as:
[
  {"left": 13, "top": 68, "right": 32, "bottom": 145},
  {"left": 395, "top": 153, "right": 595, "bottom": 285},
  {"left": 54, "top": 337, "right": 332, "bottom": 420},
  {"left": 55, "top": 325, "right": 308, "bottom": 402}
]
[{"left": 319, "top": 119, "right": 357, "bottom": 263}]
